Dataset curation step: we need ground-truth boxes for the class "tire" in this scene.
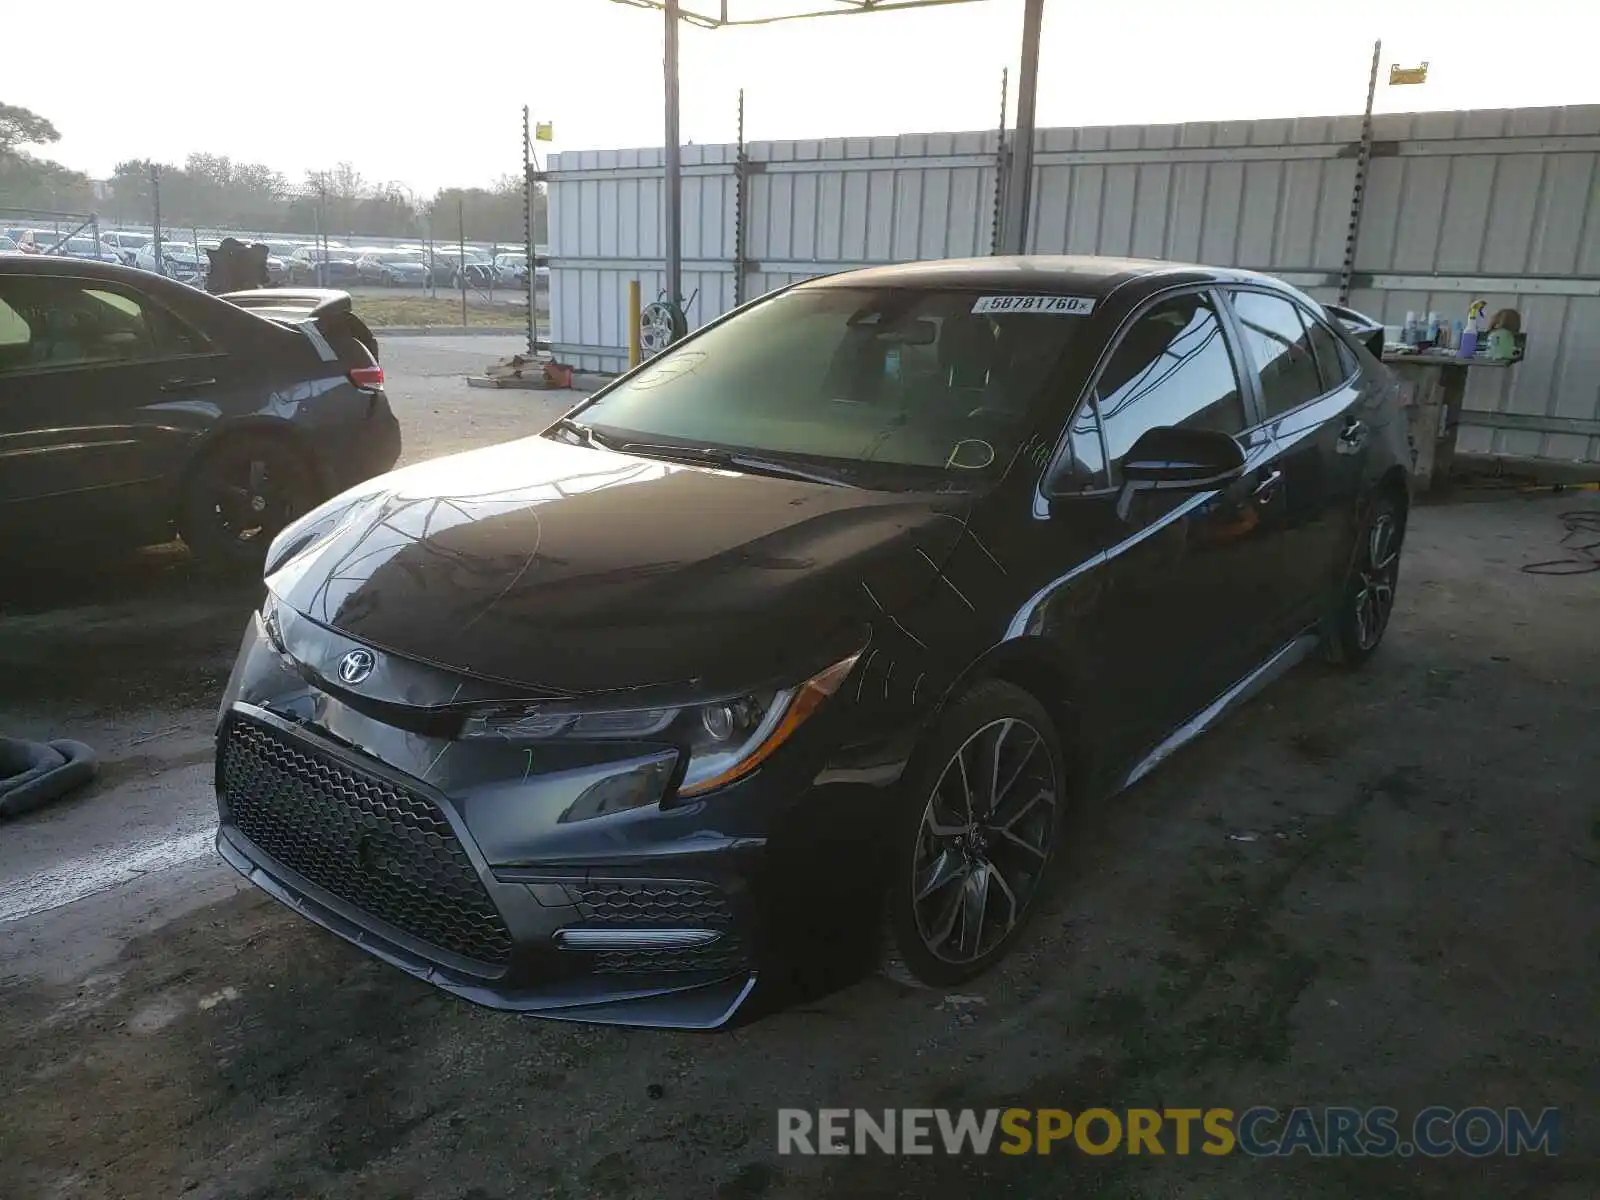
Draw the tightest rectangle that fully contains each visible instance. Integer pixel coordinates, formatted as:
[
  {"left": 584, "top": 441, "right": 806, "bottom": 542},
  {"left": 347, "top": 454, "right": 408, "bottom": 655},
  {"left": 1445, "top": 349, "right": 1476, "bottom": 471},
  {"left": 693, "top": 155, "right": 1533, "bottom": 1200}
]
[
  {"left": 178, "top": 433, "right": 318, "bottom": 568},
  {"left": 881, "top": 680, "right": 1066, "bottom": 988},
  {"left": 1321, "top": 490, "right": 1405, "bottom": 667}
]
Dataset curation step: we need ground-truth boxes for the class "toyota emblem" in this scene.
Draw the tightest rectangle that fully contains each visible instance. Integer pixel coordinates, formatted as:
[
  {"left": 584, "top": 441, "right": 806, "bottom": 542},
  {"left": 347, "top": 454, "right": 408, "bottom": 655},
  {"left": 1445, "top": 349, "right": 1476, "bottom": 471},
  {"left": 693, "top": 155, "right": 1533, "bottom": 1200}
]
[{"left": 337, "top": 648, "right": 376, "bottom": 685}]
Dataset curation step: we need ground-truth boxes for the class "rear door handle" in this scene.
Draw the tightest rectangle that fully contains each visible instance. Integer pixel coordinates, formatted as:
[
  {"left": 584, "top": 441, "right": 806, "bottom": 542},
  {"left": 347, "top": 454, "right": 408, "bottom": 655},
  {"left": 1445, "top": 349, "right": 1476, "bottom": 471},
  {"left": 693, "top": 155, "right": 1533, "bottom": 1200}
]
[
  {"left": 160, "top": 376, "right": 216, "bottom": 392},
  {"left": 1338, "top": 419, "right": 1368, "bottom": 454},
  {"left": 1250, "top": 468, "right": 1283, "bottom": 504}
]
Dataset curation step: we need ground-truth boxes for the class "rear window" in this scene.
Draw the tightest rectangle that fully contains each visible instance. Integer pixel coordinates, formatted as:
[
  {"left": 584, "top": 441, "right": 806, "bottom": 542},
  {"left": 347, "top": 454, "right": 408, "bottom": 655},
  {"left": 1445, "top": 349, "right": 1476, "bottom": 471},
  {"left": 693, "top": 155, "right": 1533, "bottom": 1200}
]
[
  {"left": 579, "top": 286, "right": 1090, "bottom": 486},
  {"left": 1231, "top": 290, "right": 1325, "bottom": 418}
]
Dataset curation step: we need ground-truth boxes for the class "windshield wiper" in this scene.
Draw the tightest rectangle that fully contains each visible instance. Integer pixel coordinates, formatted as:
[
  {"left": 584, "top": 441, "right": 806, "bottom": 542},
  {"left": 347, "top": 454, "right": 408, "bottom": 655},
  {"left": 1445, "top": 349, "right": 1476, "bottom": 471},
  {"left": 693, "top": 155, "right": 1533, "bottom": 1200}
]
[
  {"left": 619, "top": 442, "right": 855, "bottom": 488},
  {"left": 550, "top": 416, "right": 613, "bottom": 450}
]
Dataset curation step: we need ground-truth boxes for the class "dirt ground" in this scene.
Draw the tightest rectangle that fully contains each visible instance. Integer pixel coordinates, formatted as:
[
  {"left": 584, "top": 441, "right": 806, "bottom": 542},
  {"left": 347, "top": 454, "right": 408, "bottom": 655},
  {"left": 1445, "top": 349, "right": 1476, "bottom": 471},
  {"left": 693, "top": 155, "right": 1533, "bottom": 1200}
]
[{"left": 1, "top": 352, "right": 1596, "bottom": 1198}]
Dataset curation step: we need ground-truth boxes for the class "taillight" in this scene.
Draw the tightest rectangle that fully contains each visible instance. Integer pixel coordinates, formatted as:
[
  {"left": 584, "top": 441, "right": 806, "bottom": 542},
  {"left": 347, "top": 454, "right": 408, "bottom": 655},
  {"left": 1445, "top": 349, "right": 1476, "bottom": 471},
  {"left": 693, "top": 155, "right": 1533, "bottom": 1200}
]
[{"left": 348, "top": 364, "right": 384, "bottom": 390}]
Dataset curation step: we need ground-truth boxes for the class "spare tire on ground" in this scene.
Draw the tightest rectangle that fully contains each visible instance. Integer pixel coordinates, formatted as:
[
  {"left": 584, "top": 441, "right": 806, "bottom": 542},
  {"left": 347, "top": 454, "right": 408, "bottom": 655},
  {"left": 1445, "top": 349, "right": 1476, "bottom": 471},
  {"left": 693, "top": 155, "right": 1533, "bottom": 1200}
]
[{"left": 0, "top": 737, "right": 98, "bottom": 820}]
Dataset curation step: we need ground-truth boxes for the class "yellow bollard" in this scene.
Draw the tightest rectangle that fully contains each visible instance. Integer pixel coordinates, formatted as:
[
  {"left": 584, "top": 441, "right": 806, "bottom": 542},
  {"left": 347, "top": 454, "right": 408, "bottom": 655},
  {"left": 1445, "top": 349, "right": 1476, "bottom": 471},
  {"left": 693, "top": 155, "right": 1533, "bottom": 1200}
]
[{"left": 627, "top": 279, "right": 642, "bottom": 369}]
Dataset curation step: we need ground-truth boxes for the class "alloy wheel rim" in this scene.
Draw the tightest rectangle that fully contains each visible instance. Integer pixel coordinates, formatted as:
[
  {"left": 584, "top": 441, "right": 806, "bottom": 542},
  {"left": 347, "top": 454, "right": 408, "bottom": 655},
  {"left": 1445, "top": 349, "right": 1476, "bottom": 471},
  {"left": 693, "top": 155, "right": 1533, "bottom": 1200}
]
[
  {"left": 213, "top": 457, "right": 289, "bottom": 544},
  {"left": 911, "top": 717, "right": 1058, "bottom": 964},
  {"left": 1353, "top": 512, "right": 1400, "bottom": 651}
]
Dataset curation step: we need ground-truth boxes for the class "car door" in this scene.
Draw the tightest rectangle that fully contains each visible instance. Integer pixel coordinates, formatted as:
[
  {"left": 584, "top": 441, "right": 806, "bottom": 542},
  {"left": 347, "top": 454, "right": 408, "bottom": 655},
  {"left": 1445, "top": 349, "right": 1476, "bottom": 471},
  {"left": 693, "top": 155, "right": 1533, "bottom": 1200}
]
[
  {"left": 1223, "top": 287, "right": 1370, "bottom": 633},
  {"left": 0, "top": 271, "right": 229, "bottom": 546},
  {"left": 1040, "top": 287, "right": 1290, "bottom": 768}
]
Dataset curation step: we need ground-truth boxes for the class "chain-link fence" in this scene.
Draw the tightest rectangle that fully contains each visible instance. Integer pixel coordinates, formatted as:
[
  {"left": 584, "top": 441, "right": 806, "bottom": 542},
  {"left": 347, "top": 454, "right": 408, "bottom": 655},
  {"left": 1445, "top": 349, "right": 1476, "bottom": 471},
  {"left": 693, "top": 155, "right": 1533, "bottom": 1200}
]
[{"left": 7, "top": 140, "right": 549, "bottom": 338}]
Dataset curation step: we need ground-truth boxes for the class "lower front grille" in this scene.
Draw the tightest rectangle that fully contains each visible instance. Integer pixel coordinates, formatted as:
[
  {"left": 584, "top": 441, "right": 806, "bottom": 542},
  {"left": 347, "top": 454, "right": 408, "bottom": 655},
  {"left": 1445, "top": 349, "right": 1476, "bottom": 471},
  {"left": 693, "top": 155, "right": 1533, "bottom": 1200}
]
[
  {"left": 573, "top": 879, "right": 735, "bottom": 928},
  {"left": 220, "top": 715, "right": 513, "bottom": 967},
  {"left": 569, "top": 878, "right": 746, "bottom": 975},
  {"left": 593, "top": 941, "right": 748, "bottom": 976}
]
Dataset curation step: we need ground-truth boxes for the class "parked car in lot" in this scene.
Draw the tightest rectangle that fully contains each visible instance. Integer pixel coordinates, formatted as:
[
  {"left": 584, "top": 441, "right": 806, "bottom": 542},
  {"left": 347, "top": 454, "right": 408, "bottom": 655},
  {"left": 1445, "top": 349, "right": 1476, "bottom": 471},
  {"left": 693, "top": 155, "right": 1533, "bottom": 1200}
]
[
  {"left": 101, "top": 230, "right": 151, "bottom": 264},
  {"left": 356, "top": 250, "right": 429, "bottom": 287},
  {"left": 492, "top": 251, "right": 528, "bottom": 288},
  {"left": 214, "top": 255, "right": 1408, "bottom": 1027},
  {"left": 259, "top": 242, "right": 304, "bottom": 285},
  {"left": 58, "top": 236, "right": 124, "bottom": 264},
  {"left": 286, "top": 245, "right": 360, "bottom": 287},
  {"left": 14, "top": 229, "right": 69, "bottom": 254},
  {"left": 422, "top": 247, "right": 496, "bottom": 288},
  {"left": 0, "top": 256, "right": 399, "bottom": 566},
  {"left": 132, "top": 241, "right": 209, "bottom": 284}
]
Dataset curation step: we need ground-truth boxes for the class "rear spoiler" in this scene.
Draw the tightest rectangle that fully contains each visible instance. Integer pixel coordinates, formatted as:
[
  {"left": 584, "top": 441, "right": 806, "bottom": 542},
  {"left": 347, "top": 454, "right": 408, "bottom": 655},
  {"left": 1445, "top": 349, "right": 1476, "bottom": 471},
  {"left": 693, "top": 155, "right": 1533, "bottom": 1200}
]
[
  {"left": 220, "top": 287, "right": 378, "bottom": 362},
  {"left": 1324, "top": 302, "right": 1385, "bottom": 361},
  {"left": 219, "top": 287, "right": 354, "bottom": 321}
]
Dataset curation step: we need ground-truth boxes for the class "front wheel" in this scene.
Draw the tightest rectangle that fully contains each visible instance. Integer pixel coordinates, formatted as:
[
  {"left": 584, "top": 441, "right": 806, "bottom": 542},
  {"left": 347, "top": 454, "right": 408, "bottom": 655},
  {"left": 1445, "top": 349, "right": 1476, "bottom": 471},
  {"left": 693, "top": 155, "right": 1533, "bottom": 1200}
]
[
  {"left": 882, "top": 680, "right": 1065, "bottom": 988},
  {"left": 1322, "top": 491, "right": 1405, "bottom": 667}
]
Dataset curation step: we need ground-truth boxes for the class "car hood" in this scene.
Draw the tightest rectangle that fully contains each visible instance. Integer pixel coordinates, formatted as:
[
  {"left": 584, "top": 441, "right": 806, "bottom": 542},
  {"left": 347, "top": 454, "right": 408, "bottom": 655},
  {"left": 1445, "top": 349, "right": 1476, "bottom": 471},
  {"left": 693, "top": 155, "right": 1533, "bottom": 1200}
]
[{"left": 266, "top": 434, "right": 969, "bottom": 696}]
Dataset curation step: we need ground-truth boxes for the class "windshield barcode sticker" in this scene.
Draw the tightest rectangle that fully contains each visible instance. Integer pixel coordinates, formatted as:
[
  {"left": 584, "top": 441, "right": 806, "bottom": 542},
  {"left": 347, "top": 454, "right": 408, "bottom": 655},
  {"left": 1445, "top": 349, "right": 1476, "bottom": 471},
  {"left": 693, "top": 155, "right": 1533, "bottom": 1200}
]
[{"left": 971, "top": 295, "right": 1096, "bottom": 316}]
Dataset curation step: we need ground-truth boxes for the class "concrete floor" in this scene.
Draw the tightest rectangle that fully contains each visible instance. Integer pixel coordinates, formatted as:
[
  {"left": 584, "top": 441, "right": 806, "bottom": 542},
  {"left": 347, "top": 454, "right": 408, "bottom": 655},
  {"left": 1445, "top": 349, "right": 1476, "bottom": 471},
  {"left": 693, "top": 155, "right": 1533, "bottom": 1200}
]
[{"left": 0, "top": 352, "right": 1596, "bottom": 1198}]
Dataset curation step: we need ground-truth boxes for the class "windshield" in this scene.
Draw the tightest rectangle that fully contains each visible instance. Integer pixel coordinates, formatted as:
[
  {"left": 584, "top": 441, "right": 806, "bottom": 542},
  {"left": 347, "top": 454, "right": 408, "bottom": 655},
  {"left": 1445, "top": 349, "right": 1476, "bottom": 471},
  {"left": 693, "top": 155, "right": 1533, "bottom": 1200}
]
[
  {"left": 576, "top": 286, "right": 1087, "bottom": 487},
  {"left": 377, "top": 252, "right": 420, "bottom": 264}
]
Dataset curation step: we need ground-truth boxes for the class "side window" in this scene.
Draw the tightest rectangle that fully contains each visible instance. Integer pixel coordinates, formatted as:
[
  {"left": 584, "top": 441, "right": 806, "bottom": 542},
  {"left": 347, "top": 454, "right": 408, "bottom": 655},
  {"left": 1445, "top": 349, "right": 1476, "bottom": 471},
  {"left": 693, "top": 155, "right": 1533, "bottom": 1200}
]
[
  {"left": 0, "top": 277, "right": 205, "bottom": 373},
  {"left": 1231, "top": 290, "right": 1325, "bottom": 417},
  {"left": 1096, "top": 293, "right": 1247, "bottom": 474},
  {"left": 1299, "top": 305, "right": 1356, "bottom": 393}
]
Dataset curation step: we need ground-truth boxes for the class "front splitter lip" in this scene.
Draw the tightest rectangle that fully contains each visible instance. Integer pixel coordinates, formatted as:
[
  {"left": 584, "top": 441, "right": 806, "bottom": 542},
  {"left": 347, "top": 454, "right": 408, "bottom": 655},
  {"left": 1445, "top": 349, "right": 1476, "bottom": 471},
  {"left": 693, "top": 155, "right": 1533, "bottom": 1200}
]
[{"left": 215, "top": 827, "right": 758, "bottom": 1030}]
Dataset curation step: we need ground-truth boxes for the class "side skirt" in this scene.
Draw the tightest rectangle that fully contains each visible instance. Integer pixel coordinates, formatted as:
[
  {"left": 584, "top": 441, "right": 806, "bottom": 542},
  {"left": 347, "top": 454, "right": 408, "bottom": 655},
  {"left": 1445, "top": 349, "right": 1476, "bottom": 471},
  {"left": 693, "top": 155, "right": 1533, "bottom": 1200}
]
[{"left": 1117, "top": 631, "right": 1322, "bottom": 792}]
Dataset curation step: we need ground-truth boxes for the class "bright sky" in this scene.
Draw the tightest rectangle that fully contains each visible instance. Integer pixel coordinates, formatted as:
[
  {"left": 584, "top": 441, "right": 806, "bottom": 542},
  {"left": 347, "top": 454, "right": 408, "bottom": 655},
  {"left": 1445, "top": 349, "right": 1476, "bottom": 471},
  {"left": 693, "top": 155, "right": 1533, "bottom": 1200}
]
[{"left": 12, "top": 0, "right": 1596, "bottom": 192}]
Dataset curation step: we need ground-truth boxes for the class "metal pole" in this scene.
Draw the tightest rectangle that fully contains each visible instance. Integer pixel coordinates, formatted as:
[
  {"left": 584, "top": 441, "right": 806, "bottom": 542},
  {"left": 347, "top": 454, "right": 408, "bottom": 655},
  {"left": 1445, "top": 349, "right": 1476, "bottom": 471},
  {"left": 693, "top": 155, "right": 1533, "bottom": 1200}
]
[
  {"left": 151, "top": 165, "right": 162, "bottom": 271},
  {"left": 524, "top": 105, "right": 537, "bottom": 357},
  {"left": 733, "top": 88, "right": 746, "bottom": 306},
  {"left": 990, "top": 67, "right": 1009, "bottom": 256},
  {"left": 997, "top": 0, "right": 1042, "bottom": 255},
  {"left": 459, "top": 198, "right": 468, "bottom": 326},
  {"left": 628, "top": 279, "right": 642, "bottom": 368},
  {"left": 1339, "top": 39, "right": 1382, "bottom": 306},
  {"left": 664, "top": 0, "right": 683, "bottom": 309}
]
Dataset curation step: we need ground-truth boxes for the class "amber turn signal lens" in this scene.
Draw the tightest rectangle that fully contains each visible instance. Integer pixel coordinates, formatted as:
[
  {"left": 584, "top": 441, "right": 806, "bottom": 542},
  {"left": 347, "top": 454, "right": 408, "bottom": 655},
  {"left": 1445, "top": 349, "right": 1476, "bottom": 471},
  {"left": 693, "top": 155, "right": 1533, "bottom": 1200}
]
[{"left": 677, "top": 652, "right": 861, "bottom": 797}]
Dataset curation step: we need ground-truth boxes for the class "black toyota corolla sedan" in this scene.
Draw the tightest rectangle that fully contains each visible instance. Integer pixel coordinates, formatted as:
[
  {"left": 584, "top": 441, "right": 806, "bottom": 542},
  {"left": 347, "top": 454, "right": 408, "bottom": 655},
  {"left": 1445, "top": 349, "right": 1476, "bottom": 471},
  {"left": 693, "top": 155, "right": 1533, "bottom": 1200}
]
[
  {"left": 215, "top": 256, "right": 1409, "bottom": 1027},
  {"left": 0, "top": 256, "right": 399, "bottom": 566}
]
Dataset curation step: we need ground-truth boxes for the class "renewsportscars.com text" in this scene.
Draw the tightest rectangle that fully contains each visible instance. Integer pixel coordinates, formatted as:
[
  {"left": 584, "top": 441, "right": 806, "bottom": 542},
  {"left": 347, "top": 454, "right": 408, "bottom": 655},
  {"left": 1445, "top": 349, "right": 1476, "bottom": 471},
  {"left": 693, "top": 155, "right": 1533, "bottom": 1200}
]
[{"left": 777, "top": 1106, "right": 1561, "bottom": 1158}]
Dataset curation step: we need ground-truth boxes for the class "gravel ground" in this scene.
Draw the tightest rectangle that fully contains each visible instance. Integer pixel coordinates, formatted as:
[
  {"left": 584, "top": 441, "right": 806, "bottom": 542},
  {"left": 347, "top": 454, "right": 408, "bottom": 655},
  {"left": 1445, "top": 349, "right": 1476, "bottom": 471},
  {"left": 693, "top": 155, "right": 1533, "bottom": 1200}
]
[{"left": 0, "top": 347, "right": 1595, "bottom": 1199}]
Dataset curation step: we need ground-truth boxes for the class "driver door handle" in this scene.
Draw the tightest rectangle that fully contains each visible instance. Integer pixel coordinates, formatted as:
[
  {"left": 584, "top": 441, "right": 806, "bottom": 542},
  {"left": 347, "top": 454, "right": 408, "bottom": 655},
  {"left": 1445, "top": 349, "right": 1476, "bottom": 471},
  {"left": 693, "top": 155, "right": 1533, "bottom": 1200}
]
[{"left": 1251, "top": 468, "right": 1283, "bottom": 504}]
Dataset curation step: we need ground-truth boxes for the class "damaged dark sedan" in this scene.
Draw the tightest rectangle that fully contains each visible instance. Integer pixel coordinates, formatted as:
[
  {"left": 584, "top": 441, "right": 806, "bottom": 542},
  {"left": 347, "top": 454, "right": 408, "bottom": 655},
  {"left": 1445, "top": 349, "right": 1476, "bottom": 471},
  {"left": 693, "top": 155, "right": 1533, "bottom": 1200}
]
[{"left": 215, "top": 256, "right": 1410, "bottom": 1027}]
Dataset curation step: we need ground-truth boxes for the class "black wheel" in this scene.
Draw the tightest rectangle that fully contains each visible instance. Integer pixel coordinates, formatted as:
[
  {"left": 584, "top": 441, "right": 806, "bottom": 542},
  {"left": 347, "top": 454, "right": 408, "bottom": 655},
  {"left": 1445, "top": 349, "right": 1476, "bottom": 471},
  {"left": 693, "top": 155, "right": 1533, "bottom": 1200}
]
[
  {"left": 1322, "top": 491, "right": 1405, "bottom": 667},
  {"left": 179, "top": 434, "right": 317, "bottom": 568},
  {"left": 883, "top": 680, "right": 1065, "bottom": 988}
]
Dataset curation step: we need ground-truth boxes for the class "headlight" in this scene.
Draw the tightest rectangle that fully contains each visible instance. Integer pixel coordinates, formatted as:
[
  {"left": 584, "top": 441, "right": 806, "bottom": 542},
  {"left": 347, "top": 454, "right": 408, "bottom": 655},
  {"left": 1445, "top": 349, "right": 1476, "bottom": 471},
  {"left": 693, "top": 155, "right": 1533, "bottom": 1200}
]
[
  {"left": 259, "top": 588, "right": 287, "bottom": 654},
  {"left": 459, "top": 651, "right": 861, "bottom": 797}
]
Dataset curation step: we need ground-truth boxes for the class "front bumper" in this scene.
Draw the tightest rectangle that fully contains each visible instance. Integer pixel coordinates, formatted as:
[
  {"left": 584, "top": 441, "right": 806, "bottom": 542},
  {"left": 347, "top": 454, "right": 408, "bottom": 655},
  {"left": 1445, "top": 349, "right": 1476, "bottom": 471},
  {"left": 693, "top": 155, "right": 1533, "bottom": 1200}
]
[{"left": 212, "top": 615, "right": 910, "bottom": 1026}]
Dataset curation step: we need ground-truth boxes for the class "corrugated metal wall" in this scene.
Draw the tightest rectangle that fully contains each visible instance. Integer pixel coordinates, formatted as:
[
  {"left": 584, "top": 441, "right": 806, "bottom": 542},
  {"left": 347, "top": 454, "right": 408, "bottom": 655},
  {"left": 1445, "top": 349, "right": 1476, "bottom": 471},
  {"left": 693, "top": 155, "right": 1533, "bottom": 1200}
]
[{"left": 548, "top": 104, "right": 1600, "bottom": 462}]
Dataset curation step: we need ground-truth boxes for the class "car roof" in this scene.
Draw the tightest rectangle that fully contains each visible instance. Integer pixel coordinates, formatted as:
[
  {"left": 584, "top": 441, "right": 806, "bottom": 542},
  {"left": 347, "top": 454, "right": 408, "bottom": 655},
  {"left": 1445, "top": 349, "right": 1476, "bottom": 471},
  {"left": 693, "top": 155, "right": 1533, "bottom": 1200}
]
[
  {"left": 0, "top": 255, "right": 191, "bottom": 281},
  {"left": 798, "top": 255, "right": 1281, "bottom": 298}
]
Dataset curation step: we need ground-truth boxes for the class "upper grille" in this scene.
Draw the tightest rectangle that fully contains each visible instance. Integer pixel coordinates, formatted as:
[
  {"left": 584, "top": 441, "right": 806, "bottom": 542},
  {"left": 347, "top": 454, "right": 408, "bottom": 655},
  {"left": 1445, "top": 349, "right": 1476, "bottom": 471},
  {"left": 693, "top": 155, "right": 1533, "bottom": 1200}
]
[
  {"left": 574, "top": 879, "right": 735, "bottom": 928},
  {"left": 220, "top": 716, "right": 513, "bottom": 967}
]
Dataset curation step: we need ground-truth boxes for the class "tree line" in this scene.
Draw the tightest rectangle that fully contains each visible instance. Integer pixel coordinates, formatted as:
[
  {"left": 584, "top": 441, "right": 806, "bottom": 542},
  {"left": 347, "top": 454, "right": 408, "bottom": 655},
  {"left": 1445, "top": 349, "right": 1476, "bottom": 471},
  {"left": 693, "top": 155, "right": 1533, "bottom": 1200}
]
[{"left": 1, "top": 102, "right": 546, "bottom": 243}]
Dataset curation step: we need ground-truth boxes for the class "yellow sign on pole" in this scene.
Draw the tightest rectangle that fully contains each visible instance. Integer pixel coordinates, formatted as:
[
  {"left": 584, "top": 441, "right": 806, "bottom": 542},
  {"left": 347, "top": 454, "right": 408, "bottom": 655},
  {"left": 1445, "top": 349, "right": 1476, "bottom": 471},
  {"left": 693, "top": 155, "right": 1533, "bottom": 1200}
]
[
  {"left": 535, "top": 121, "right": 555, "bottom": 142},
  {"left": 1389, "top": 62, "right": 1429, "bottom": 85}
]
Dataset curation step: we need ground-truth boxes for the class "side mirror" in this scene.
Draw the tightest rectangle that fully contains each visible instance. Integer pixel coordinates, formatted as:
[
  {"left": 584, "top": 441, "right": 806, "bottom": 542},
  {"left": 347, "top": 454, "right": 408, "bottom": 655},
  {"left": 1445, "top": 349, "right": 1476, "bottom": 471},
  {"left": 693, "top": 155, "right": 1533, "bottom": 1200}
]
[{"left": 1118, "top": 426, "right": 1245, "bottom": 518}]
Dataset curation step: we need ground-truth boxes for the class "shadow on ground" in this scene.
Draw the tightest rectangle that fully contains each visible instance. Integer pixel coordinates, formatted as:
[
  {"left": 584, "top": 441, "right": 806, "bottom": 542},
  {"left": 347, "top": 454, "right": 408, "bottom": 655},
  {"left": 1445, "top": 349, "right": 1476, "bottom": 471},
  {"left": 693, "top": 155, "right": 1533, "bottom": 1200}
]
[{"left": 1, "top": 498, "right": 1596, "bottom": 1200}]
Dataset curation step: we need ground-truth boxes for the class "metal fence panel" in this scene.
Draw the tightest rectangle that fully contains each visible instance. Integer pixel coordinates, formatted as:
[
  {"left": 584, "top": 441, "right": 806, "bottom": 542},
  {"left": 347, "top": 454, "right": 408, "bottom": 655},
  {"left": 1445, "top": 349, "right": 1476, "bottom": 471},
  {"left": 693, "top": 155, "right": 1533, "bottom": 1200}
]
[{"left": 548, "top": 104, "right": 1600, "bottom": 461}]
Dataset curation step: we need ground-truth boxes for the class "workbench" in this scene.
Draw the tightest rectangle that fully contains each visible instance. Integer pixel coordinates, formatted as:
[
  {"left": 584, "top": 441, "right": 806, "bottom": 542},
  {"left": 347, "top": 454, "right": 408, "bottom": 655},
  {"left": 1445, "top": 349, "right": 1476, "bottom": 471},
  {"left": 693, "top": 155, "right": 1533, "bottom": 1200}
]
[{"left": 1381, "top": 350, "right": 1517, "bottom": 491}]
